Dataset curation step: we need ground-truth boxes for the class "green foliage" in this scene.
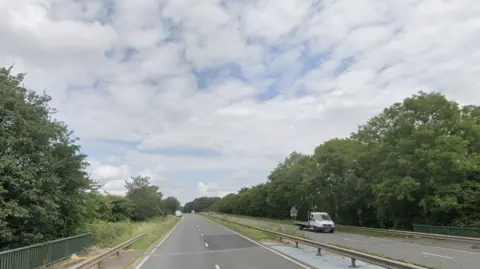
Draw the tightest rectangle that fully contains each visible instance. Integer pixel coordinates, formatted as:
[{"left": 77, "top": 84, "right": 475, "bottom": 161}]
[
  {"left": 110, "top": 196, "right": 136, "bottom": 222},
  {"left": 125, "top": 175, "right": 166, "bottom": 221},
  {"left": 187, "top": 91, "right": 480, "bottom": 229},
  {"left": 183, "top": 197, "right": 220, "bottom": 213},
  {"left": 0, "top": 67, "right": 92, "bottom": 249},
  {"left": 84, "top": 216, "right": 179, "bottom": 249},
  {"left": 0, "top": 66, "right": 182, "bottom": 250},
  {"left": 163, "top": 196, "right": 181, "bottom": 214}
]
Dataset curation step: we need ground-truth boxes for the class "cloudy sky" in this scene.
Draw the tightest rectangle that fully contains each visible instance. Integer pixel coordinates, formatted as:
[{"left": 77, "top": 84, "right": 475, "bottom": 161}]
[{"left": 1, "top": 0, "right": 480, "bottom": 204}]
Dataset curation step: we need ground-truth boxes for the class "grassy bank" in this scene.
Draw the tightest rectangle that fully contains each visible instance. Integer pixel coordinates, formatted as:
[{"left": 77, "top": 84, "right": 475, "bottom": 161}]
[{"left": 85, "top": 215, "right": 180, "bottom": 250}]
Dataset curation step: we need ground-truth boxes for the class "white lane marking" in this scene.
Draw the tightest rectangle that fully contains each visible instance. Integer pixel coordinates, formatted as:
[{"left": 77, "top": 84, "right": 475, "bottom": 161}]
[
  {"left": 134, "top": 256, "right": 150, "bottom": 269},
  {"left": 423, "top": 244, "right": 480, "bottom": 254},
  {"left": 156, "top": 219, "right": 182, "bottom": 248},
  {"left": 135, "top": 219, "right": 182, "bottom": 269},
  {"left": 344, "top": 238, "right": 358, "bottom": 242},
  {"left": 205, "top": 243, "right": 209, "bottom": 248},
  {"left": 204, "top": 218, "right": 311, "bottom": 269},
  {"left": 215, "top": 265, "right": 220, "bottom": 269},
  {"left": 201, "top": 234, "right": 204, "bottom": 236},
  {"left": 421, "top": 252, "right": 454, "bottom": 260}
]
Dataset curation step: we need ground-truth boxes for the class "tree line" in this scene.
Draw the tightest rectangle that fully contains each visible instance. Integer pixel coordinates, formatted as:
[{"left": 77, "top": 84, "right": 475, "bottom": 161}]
[
  {"left": 186, "top": 91, "right": 480, "bottom": 229},
  {"left": 0, "top": 67, "right": 180, "bottom": 250}
]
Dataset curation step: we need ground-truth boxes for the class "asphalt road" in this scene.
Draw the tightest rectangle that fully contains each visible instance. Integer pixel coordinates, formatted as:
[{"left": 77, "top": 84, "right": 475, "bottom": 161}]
[
  {"left": 229, "top": 216, "right": 480, "bottom": 269},
  {"left": 136, "top": 214, "right": 309, "bottom": 269}
]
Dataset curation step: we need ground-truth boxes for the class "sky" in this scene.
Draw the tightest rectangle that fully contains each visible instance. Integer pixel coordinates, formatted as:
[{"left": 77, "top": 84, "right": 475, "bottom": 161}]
[{"left": 1, "top": 0, "right": 480, "bottom": 204}]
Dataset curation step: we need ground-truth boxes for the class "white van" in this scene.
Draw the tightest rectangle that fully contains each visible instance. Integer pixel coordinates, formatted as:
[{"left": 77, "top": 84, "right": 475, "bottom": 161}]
[
  {"left": 294, "top": 212, "right": 335, "bottom": 233},
  {"left": 175, "top": 210, "right": 183, "bottom": 217}
]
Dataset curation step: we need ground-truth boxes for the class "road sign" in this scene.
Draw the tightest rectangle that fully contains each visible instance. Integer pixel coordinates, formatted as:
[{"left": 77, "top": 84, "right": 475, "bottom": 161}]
[{"left": 290, "top": 206, "right": 298, "bottom": 217}]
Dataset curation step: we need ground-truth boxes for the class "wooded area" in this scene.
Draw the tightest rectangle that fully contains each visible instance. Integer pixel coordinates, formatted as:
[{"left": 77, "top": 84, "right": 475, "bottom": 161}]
[
  {"left": 186, "top": 91, "right": 480, "bottom": 229},
  {"left": 0, "top": 67, "right": 180, "bottom": 250}
]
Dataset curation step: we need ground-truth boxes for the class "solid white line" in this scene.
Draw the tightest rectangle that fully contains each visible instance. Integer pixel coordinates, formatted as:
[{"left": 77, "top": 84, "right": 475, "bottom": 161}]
[
  {"left": 215, "top": 265, "right": 220, "bottom": 269},
  {"left": 134, "top": 256, "right": 150, "bottom": 269},
  {"left": 134, "top": 219, "right": 182, "bottom": 269},
  {"left": 205, "top": 243, "right": 209, "bottom": 248},
  {"left": 156, "top": 219, "right": 183, "bottom": 248},
  {"left": 421, "top": 252, "right": 454, "bottom": 259},
  {"left": 204, "top": 218, "right": 311, "bottom": 269}
]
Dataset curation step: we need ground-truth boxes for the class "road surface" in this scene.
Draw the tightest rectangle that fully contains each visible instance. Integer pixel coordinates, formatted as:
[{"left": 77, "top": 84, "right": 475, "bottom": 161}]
[
  {"left": 136, "top": 214, "right": 309, "bottom": 269},
  {"left": 227, "top": 216, "right": 480, "bottom": 269}
]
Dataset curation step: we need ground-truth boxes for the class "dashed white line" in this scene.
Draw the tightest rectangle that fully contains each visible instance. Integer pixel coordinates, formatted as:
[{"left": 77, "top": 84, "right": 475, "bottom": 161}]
[
  {"left": 421, "top": 252, "right": 454, "bottom": 260},
  {"left": 215, "top": 265, "right": 220, "bottom": 269},
  {"left": 205, "top": 243, "right": 209, "bottom": 248},
  {"left": 344, "top": 238, "right": 358, "bottom": 242},
  {"left": 201, "top": 233, "right": 204, "bottom": 236}
]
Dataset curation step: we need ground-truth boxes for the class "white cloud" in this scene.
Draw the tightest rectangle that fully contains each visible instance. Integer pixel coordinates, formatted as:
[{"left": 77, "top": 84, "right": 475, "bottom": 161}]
[
  {"left": 197, "top": 182, "right": 232, "bottom": 198},
  {"left": 1, "top": 0, "right": 480, "bottom": 203}
]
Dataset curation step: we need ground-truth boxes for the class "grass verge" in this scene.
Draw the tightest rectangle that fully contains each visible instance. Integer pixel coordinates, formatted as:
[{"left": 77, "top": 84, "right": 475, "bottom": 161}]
[
  {"left": 225, "top": 214, "right": 405, "bottom": 239},
  {"left": 209, "top": 217, "right": 277, "bottom": 241},
  {"left": 207, "top": 215, "right": 307, "bottom": 240},
  {"left": 85, "top": 215, "right": 180, "bottom": 249}
]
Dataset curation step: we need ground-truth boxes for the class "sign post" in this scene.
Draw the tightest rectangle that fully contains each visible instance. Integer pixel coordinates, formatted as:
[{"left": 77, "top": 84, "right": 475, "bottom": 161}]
[{"left": 290, "top": 206, "right": 298, "bottom": 222}]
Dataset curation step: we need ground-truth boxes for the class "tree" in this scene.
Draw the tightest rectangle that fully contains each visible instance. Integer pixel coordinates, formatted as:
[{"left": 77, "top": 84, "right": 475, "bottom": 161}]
[
  {"left": 110, "top": 196, "right": 136, "bottom": 222},
  {"left": 0, "top": 67, "right": 92, "bottom": 249},
  {"left": 183, "top": 197, "right": 221, "bottom": 213},
  {"left": 125, "top": 175, "right": 165, "bottom": 221},
  {"left": 354, "top": 92, "right": 480, "bottom": 228},
  {"left": 163, "top": 196, "right": 181, "bottom": 214},
  {"left": 188, "top": 91, "right": 480, "bottom": 229}
]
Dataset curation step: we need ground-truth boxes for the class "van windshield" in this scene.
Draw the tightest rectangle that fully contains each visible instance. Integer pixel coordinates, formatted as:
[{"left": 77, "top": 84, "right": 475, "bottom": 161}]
[
  {"left": 313, "top": 213, "right": 332, "bottom": 221},
  {"left": 320, "top": 214, "right": 332, "bottom": 220}
]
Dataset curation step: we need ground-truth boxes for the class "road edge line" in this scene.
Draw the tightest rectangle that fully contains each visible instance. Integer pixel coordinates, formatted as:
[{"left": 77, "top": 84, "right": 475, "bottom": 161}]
[
  {"left": 128, "top": 217, "right": 183, "bottom": 269},
  {"left": 202, "top": 215, "right": 312, "bottom": 269}
]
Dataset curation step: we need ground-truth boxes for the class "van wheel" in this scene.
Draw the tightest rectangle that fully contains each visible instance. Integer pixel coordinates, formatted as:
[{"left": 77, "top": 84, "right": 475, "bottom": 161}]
[{"left": 314, "top": 227, "right": 319, "bottom": 233}]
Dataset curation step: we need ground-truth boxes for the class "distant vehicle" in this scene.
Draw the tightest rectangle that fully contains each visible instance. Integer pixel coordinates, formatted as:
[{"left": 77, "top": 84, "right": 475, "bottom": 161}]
[
  {"left": 175, "top": 210, "right": 183, "bottom": 217},
  {"left": 294, "top": 212, "right": 335, "bottom": 233},
  {"left": 191, "top": 210, "right": 195, "bottom": 214}
]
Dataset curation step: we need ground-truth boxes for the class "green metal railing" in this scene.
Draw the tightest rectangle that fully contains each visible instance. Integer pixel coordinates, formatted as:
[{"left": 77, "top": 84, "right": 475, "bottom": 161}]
[
  {"left": 0, "top": 233, "right": 92, "bottom": 269},
  {"left": 413, "top": 224, "right": 480, "bottom": 238}
]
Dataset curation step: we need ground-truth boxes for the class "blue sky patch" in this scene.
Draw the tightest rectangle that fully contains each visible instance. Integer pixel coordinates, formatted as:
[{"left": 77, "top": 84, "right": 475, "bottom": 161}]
[
  {"left": 121, "top": 48, "right": 138, "bottom": 62},
  {"left": 334, "top": 56, "right": 355, "bottom": 76},
  {"left": 194, "top": 63, "right": 246, "bottom": 89}
]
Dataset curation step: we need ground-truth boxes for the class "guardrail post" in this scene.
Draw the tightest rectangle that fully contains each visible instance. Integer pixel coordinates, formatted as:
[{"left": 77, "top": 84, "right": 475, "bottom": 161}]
[
  {"left": 316, "top": 248, "right": 321, "bottom": 256},
  {"left": 279, "top": 237, "right": 282, "bottom": 242},
  {"left": 295, "top": 242, "right": 298, "bottom": 248},
  {"left": 349, "top": 258, "right": 357, "bottom": 268}
]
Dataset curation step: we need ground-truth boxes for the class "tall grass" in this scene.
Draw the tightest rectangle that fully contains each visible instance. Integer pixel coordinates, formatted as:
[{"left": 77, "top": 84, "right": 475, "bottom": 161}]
[{"left": 84, "top": 215, "right": 180, "bottom": 249}]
